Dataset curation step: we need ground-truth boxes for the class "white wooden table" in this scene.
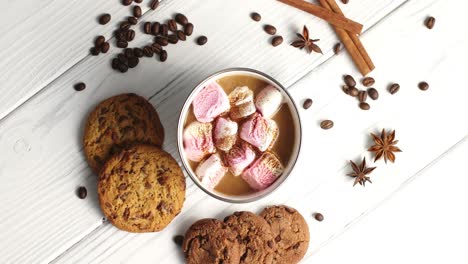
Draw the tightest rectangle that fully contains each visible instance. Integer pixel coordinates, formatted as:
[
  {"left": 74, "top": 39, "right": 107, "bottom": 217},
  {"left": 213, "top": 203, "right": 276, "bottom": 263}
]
[{"left": 1, "top": 0, "right": 467, "bottom": 263}]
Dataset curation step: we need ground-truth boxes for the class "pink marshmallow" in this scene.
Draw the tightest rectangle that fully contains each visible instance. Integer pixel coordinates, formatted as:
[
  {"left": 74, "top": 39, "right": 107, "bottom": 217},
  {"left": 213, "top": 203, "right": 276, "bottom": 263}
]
[
  {"left": 195, "top": 153, "right": 228, "bottom": 190},
  {"left": 192, "top": 82, "right": 230, "bottom": 123},
  {"left": 255, "top": 85, "right": 283, "bottom": 118},
  {"left": 239, "top": 113, "right": 279, "bottom": 151},
  {"left": 242, "top": 151, "right": 284, "bottom": 190},
  {"left": 183, "top": 121, "right": 216, "bottom": 162},
  {"left": 214, "top": 117, "right": 238, "bottom": 152},
  {"left": 225, "top": 141, "right": 256, "bottom": 176}
]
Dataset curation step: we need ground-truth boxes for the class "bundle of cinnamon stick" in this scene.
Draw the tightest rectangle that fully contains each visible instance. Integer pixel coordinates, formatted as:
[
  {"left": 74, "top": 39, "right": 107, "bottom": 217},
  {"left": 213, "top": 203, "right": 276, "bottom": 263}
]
[{"left": 278, "top": 0, "right": 374, "bottom": 76}]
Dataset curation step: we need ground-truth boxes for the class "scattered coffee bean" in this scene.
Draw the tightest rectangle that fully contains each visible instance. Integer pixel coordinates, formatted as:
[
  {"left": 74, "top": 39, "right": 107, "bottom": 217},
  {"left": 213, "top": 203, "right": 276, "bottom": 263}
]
[
  {"left": 314, "top": 213, "right": 324, "bottom": 221},
  {"left": 418, "top": 81, "right": 429, "bottom": 91},
  {"left": 175, "top": 13, "right": 189, "bottom": 26},
  {"left": 333, "top": 43, "right": 341, "bottom": 55},
  {"left": 127, "top": 30, "right": 136, "bottom": 41},
  {"left": 128, "top": 16, "right": 138, "bottom": 25},
  {"left": 95, "top": 35, "right": 105, "bottom": 47},
  {"left": 367, "top": 88, "right": 379, "bottom": 100},
  {"left": 348, "top": 87, "right": 359, "bottom": 97},
  {"left": 118, "top": 53, "right": 128, "bottom": 64},
  {"left": 118, "top": 63, "right": 129, "bottom": 73},
  {"left": 168, "top": 19, "right": 177, "bottom": 32},
  {"left": 134, "top": 0, "right": 142, "bottom": 3},
  {"left": 320, "top": 120, "right": 334, "bottom": 130},
  {"left": 361, "top": 77, "right": 375, "bottom": 87},
  {"left": 112, "top": 58, "right": 119, "bottom": 69},
  {"left": 144, "top": 22, "right": 152, "bottom": 34},
  {"left": 90, "top": 47, "right": 100, "bottom": 56},
  {"left": 124, "top": 48, "right": 134, "bottom": 57},
  {"left": 359, "top": 102, "right": 370, "bottom": 110},
  {"left": 99, "top": 14, "right": 111, "bottom": 25},
  {"left": 120, "top": 21, "right": 131, "bottom": 30},
  {"left": 358, "top": 90, "right": 367, "bottom": 102},
  {"left": 128, "top": 56, "right": 139, "bottom": 68},
  {"left": 160, "top": 50, "right": 168, "bottom": 61},
  {"left": 123, "top": 0, "right": 133, "bottom": 5},
  {"left": 389, "top": 83, "right": 400, "bottom": 94},
  {"left": 272, "top": 36, "right": 283, "bottom": 47},
  {"left": 303, "top": 98, "right": 313, "bottom": 109},
  {"left": 117, "top": 40, "right": 129, "bottom": 48},
  {"left": 143, "top": 46, "right": 154, "bottom": 57},
  {"left": 133, "top": 6, "right": 142, "bottom": 18},
  {"left": 168, "top": 34, "right": 178, "bottom": 44},
  {"left": 151, "top": 43, "right": 162, "bottom": 54},
  {"left": 173, "top": 235, "right": 184, "bottom": 246},
  {"left": 264, "top": 24, "right": 277, "bottom": 35},
  {"left": 101, "top": 42, "right": 110, "bottom": 53},
  {"left": 344, "top": 75, "right": 356, "bottom": 87},
  {"left": 184, "top": 23, "right": 194, "bottom": 36},
  {"left": 251, "top": 12, "right": 261, "bottom": 22},
  {"left": 177, "top": 30, "right": 186, "bottom": 41},
  {"left": 197, "top": 36, "right": 208, "bottom": 46},
  {"left": 150, "top": 0, "right": 159, "bottom": 10},
  {"left": 160, "top": 24, "right": 168, "bottom": 36},
  {"left": 133, "top": 47, "right": 144, "bottom": 58},
  {"left": 77, "top": 186, "right": 87, "bottom": 199},
  {"left": 155, "top": 36, "right": 169, "bottom": 46},
  {"left": 74, "top": 82, "right": 86, "bottom": 92},
  {"left": 425, "top": 16, "right": 435, "bottom": 29},
  {"left": 152, "top": 22, "right": 161, "bottom": 35}
]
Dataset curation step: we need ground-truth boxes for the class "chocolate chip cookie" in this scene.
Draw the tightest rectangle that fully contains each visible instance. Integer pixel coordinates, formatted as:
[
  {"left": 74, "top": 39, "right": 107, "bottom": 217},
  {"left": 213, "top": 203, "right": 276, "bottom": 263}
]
[
  {"left": 182, "top": 218, "right": 241, "bottom": 264},
  {"left": 84, "top": 93, "right": 164, "bottom": 173},
  {"left": 224, "top": 211, "right": 276, "bottom": 264},
  {"left": 260, "top": 205, "right": 310, "bottom": 264},
  {"left": 98, "top": 144, "right": 185, "bottom": 233}
]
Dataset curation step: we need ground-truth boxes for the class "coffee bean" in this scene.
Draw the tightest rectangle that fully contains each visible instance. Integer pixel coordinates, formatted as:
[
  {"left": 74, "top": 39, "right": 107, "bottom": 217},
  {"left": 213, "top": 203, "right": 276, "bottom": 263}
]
[
  {"left": 177, "top": 30, "right": 186, "bottom": 41},
  {"left": 425, "top": 16, "right": 435, "bottom": 29},
  {"left": 90, "top": 47, "right": 100, "bottom": 56},
  {"left": 123, "top": 0, "right": 133, "bottom": 5},
  {"left": 184, "top": 23, "right": 194, "bottom": 36},
  {"left": 124, "top": 48, "right": 134, "bottom": 57},
  {"left": 151, "top": 43, "right": 162, "bottom": 53},
  {"left": 361, "top": 77, "right": 375, "bottom": 87},
  {"left": 118, "top": 54, "right": 128, "bottom": 64},
  {"left": 359, "top": 102, "right": 370, "bottom": 110},
  {"left": 168, "top": 19, "right": 177, "bottom": 32},
  {"left": 151, "top": 22, "right": 160, "bottom": 35},
  {"left": 115, "top": 30, "right": 126, "bottom": 40},
  {"left": 197, "top": 36, "right": 208, "bottom": 46},
  {"left": 133, "top": 6, "right": 142, "bottom": 18},
  {"left": 134, "top": 0, "right": 142, "bottom": 3},
  {"left": 160, "top": 50, "right": 168, "bottom": 61},
  {"left": 341, "top": 0, "right": 349, "bottom": 3},
  {"left": 118, "top": 63, "right": 129, "bottom": 73},
  {"left": 120, "top": 21, "right": 131, "bottom": 30},
  {"left": 342, "top": 85, "right": 350, "bottom": 95},
  {"left": 314, "top": 213, "right": 324, "bottom": 221},
  {"left": 128, "top": 16, "right": 138, "bottom": 25},
  {"left": 117, "top": 40, "right": 128, "bottom": 48},
  {"left": 344, "top": 75, "right": 356, "bottom": 87},
  {"left": 150, "top": 0, "right": 159, "bottom": 10},
  {"left": 101, "top": 42, "right": 110, "bottom": 53},
  {"left": 389, "top": 83, "right": 400, "bottom": 94},
  {"left": 418, "top": 81, "right": 429, "bottom": 91},
  {"left": 128, "top": 56, "right": 139, "bottom": 68},
  {"left": 251, "top": 12, "right": 261, "bottom": 22},
  {"left": 272, "top": 36, "right": 283, "bottom": 47},
  {"left": 126, "top": 30, "right": 135, "bottom": 41},
  {"left": 167, "top": 34, "right": 178, "bottom": 44},
  {"left": 160, "top": 24, "right": 168, "bottom": 36},
  {"left": 333, "top": 43, "right": 341, "bottom": 55},
  {"left": 144, "top": 22, "right": 152, "bottom": 34},
  {"left": 99, "top": 14, "right": 111, "bottom": 25},
  {"left": 74, "top": 82, "right": 86, "bottom": 92},
  {"left": 133, "top": 48, "right": 144, "bottom": 58},
  {"left": 320, "top": 120, "right": 334, "bottom": 130},
  {"left": 143, "top": 46, "right": 154, "bottom": 57},
  {"left": 358, "top": 90, "right": 367, "bottom": 102},
  {"left": 173, "top": 235, "right": 184, "bottom": 246},
  {"left": 112, "top": 58, "right": 119, "bottom": 69},
  {"left": 77, "top": 186, "right": 87, "bottom": 199},
  {"left": 264, "top": 24, "right": 277, "bottom": 35},
  {"left": 155, "top": 36, "right": 168, "bottom": 46},
  {"left": 367, "top": 88, "right": 379, "bottom": 100},
  {"left": 175, "top": 13, "right": 188, "bottom": 26},
  {"left": 348, "top": 87, "right": 359, "bottom": 97},
  {"left": 303, "top": 98, "right": 313, "bottom": 109},
  {"left": 95, "top": 36, "right": 105, "bottom": 47}
]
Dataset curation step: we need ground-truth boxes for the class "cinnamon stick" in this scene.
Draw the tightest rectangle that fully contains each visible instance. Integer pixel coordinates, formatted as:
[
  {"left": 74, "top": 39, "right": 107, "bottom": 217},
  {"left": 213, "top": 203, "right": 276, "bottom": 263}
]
[
  {"left": 324, "top": 0, "right": 375, "bottom": 71},
  {"left": 277, "top": 0, "right": 363, "bottom": 35}
]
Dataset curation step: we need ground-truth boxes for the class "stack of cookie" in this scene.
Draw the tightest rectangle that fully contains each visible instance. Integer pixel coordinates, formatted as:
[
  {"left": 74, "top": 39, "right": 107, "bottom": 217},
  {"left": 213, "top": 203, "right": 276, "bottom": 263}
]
[
  {"left": 182, "top": 205, "right": 310, "bottom": 264},
  {"left": 83, "top": 93, "right": 185, "bottom": 232}
]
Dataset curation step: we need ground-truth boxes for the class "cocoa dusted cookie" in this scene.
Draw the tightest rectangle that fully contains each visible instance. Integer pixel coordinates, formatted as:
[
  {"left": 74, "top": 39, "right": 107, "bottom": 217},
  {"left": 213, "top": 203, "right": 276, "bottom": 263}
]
[
  {"left": 182, "top": 218, "right": 241, "bottom": 264},
  {"left": 224, "top": 211, "right": 276, "bottom": 264},
  {"left": 260, "top": 205, "right": 310, "bottom": 264},
  {"left": 98, "top": 144, "right": 185, "bottom": 233},
  {"left": 83, "top": 93, "right": 165, "bottom": 173}
]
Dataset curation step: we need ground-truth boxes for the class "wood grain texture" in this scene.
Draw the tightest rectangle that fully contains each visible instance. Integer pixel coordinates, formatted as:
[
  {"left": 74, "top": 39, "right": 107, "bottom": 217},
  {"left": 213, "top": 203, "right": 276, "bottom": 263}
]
[{"left": 0, "top": 0, "right": 464, "bottom": 263}]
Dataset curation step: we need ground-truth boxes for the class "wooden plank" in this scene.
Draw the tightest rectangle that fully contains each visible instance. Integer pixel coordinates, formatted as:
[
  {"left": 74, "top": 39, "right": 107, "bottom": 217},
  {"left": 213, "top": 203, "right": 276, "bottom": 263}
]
[{"left": 49, "top": 0, "right": 468, "bottom": 263}]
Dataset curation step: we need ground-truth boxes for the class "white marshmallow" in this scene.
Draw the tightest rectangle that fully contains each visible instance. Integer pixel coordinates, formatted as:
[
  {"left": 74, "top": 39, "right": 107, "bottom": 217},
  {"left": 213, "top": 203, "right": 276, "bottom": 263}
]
[
  {"left": 195, "top": 153, "right": 228, "bottom": 190},
  {"left": 255, "top": 85, "right": 283, "bottom": 118}
]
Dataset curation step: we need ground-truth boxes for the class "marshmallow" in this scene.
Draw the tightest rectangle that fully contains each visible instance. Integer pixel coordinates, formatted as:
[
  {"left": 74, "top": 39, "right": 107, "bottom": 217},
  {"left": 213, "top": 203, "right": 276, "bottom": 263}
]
[
  {"left": 195, "top": 153, "right": 228, "bottom": 190},
  {"left": 239, "top": 113, "right": 279, "bottom": 151},
  {"left": 229, "top": 86, "right": 256, "bottom": 120},
  {"left": 192, "top": 82, "right": 230, "bottom": 123},
  {"left": 225, "top": 141, "right": 256, "bottom": 176},
  {"left": 242, "top": 151, "right": 284, "bottom": 190},
  {"left": 183, "top": 121, "right": 216, "bottom": 162},
  {"left": 214, "top": 117, "right": 238, "bottom": 152},
  {"left": 255, "top": 85, "right": 283, "bottom": 118}
]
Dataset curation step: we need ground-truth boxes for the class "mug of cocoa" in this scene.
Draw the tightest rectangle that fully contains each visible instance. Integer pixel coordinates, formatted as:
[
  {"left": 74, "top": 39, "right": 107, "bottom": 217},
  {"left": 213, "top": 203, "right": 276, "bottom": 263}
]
[{"left": 177, "top": 68, "right": 302, "bottom": 203}]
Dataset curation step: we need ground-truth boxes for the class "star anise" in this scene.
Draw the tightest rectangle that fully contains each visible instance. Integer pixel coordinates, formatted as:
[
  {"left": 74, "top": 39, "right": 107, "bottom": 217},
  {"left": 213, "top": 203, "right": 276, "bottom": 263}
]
[
  {"left": 291, "top": 25, "right": 322, "bottom": 54},
  {"left": 368, "top": 129, "right": 402, "bottom": 163},
  {"left": 347, "top": 157, "right": 376, "bottom": 187}
]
